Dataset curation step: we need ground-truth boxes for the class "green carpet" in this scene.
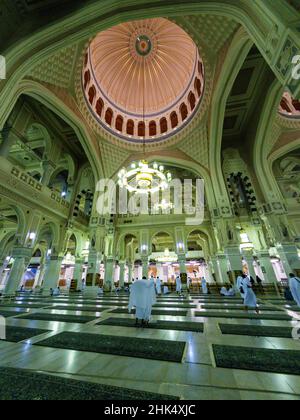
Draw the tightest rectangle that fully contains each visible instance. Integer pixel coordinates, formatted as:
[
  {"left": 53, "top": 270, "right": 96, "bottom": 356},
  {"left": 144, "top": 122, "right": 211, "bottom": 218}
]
[
  {"left": 194, "top": 311, "right": 293, "bottom": 321},
  {"left": 0, "top": 367, "right": 177, "bottom": 400},
  {"left": 0, "top": 310, "right": 27, "bottom": 318},
  {"left": 35, "top": 331, "right": 186, "bottom": 363},
  {"left": 111, "top": 308, "right": 188, "bottom": 316},
  {"left": 97, "top": 317, "right": 204, "bottom": 332},
  {"left": 51, "top": 305, "right": 108, "bottom": 312},
  {"left": 1, "top": 326, "right": 50, "bottom": 343},
  {"left": 0, "top": 303, "right": 47, "bottom": 309},
  {"left": 201, "top": 305, "right": 283, "bottom": 312},
  {"left": 17, "top": 313, "right": 98, "bottom": 323},
  {"left": 213, "top": 344, "right": 300, "bottom": 375},
  {"left": 219, "top": 324, "right": 294, "bottom": 339}
]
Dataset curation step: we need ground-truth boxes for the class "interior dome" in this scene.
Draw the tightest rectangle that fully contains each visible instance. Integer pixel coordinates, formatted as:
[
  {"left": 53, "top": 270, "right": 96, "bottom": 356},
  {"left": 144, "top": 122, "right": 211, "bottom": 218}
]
[{"left": 83, "top": 18, "right": 205, "bottom": 143}]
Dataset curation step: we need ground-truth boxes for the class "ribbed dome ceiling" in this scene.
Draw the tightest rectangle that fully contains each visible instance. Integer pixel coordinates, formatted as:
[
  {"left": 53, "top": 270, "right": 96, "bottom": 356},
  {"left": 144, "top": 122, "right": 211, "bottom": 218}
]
[{"left": 83, "top": 18, "right": 205, "bottom": 142}]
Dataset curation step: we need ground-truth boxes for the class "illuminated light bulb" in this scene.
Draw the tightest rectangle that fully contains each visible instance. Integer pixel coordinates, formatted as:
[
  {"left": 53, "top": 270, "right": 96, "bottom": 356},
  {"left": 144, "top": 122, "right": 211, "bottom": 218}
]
[
  {"left": 159, "top": 166, "right": 164, "bottom": 172},
  {"left": 153, "top": 163, "right": 158, "bottom": 170},
  {"left": 131, "top": 163, "right": 136, "bottom": 169}
]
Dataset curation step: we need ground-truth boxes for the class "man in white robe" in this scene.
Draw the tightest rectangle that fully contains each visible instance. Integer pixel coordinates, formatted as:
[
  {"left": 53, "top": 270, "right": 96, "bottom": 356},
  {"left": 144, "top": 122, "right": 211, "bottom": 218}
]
[
  {"left": 236, "top": 275, "right": 245, "bottom": 299},
  {"left": 156, "top": 277, "right": 162, "bottom": 295},
  {"left": 176, "top": 275, "right": 182, "bottom": 295},
  {"left": 201, "top": 277, "right": 208, "bottom": 294},
  {"left": 128, "top": 277, "right": 157, "bottom": 326},
  {"left": 53, "top": 287, "right": 60, "bottom": 296},
  {"left": 242, "top": 274, "right": 259, "bottom": 313},
  {"left": 289, "top": 273, "right": 300, "bottom": 307}
]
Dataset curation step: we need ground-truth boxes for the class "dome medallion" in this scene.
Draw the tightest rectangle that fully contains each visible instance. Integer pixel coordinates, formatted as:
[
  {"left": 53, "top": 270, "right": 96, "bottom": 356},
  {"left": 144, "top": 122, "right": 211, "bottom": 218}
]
[{"left": 83, "top": 18, "right": 205, "bottom": 144}]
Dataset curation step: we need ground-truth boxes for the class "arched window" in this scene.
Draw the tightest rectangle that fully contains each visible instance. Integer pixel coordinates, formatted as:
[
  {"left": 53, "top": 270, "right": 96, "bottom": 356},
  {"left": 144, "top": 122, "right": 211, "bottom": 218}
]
[
  {"left": 195, "top": 78, "right": 202, "bottom": 97},
  {"left": 84, "top": 70, "right": 91, "bottom": 89},
  {"left": 84, "top": 53, "right": 89, "bottom": 67},
  {"left": 188, "top": 92, "right": 196, "bottom": 111},
  {"left": 280, "top": 99, "right": 292, "bottom": 113},
  {"left": 198, "top": 61, "right": 203, "bottom": 76},
  {"left": 96, "top": 98, "right": 104, "bottom": 117},
  {"left": 127, "top": 120, "right": 134, "bottom": 135},
  {"left": 292, "top": 99, "right": 300, "bottom": 111},
  {"left": 116, "top": 115, "right": 124, "bottom": 132},
  {"left": 105, "top": 108, "right": 113, "bottom": 126},
  {"left": 138, "top": 122, "right": 146, "bottom": 137},
  {"left": 149, "top": 121, "right": 157, "bottom": 136},
  {"left": 180, "top": 103, "right": 188, "bottom": 121},
  {"left": 170, "top": 111, "right": 178, "bottom": 129},
  {"left": 88, "top": 86, "right": 96, "bottom": 105},
  {"left": 160, "top": 117, "right": 168, "bottom": 134}
]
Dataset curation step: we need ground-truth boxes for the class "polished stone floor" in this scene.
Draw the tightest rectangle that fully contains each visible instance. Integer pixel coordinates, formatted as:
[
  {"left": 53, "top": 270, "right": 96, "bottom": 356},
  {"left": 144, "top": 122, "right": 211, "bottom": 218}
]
[{"left": 0, "top": 292, "right": 300, "bottom": 400}]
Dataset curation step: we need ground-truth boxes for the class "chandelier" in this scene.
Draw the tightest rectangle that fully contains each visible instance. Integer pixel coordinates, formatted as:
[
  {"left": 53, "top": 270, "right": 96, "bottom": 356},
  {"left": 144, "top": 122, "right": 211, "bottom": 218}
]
[{"left": 118, "top": 160, "right": 172, "bottom": 194}]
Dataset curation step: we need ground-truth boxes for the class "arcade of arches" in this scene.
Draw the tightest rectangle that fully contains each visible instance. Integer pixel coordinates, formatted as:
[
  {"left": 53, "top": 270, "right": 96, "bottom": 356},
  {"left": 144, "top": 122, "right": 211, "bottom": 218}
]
[{"left": 0, "top": 0, "right": 300, "bottom": 401}]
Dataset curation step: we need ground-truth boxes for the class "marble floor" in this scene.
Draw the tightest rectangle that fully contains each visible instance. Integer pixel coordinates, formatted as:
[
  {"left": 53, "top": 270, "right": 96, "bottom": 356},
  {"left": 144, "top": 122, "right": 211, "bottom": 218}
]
[{"left": 0, "top": 292, "right": 300, "bottom": 400}]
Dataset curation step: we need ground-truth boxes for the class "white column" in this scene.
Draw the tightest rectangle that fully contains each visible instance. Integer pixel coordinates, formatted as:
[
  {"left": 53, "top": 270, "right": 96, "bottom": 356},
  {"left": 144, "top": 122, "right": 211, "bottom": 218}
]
[
  {"left": 42, "top": 256, "right": 63, "bottom": 294},
  {"left": 104, "top": 258, "right": 115, "bottom": 291},
  {"left": 4, "top": 248, "right": 32, "bottom": 294},
  {"left": 259, "top": 251, "right": 280, "bottom": 295},
  {"left": 119, "top": 261, "right": 126, "bottom": 288},
  {"left": 141, "top": 256, "right": 149, "bottom": 278},
  {"left": 216, "top": 255, "right": 229, "bottom": 284},
  {"left": 73, "top": 258, "right": 84, "bottom": 291}
]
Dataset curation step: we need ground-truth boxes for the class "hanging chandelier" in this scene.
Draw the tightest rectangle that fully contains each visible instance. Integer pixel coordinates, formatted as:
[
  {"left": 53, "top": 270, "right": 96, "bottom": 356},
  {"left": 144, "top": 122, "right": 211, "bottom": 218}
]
[{"left": 118, "top": 160, "right": 172, "bottom": 194}]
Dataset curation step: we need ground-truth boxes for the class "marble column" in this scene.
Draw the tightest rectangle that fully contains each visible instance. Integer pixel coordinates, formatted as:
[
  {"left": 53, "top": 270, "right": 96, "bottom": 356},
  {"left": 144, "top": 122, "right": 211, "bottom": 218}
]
[
  {"left": 225, "top": 246, "right": 243, "bottom": 284},
  {"left": 211, "top": 257, "right": 221, "bottom": 283},
  {"left": 42, "top": 256, "right": 63, "bottom": 295},
  {"left": 216, "top": 254, "right": 229, "bottom": 284},
  {"left": 141, "top": 256, "right": 149, "bottom": 278},
  {"left": 119, "top": 261, "right": 126, "bottom": 288},
  {"left": 259, "top": 251, "right": 280, "bottom": 295},
  {"left": 104, "top": 258, "right": 115, "bottom": 291},
  {"left": 4, "top": 248, "right": 32, "bottom": 294},
  {"left": 86, "top": 249, "right": 100, "bottom": 287},
  {"left": 178, "top": 255, "right": 187, "bottom": 275},
  {"left": 73, "top": 258, "right": 84, "bottom": 291},
  {"left": 277, "top": 244, "right": 300, "bottom": 275},
  {"left": 127, "top": 262, "right": 133, "bottom": 284},
  {"left": 0, "top": 125, "right": 14, "bottom": 158}
]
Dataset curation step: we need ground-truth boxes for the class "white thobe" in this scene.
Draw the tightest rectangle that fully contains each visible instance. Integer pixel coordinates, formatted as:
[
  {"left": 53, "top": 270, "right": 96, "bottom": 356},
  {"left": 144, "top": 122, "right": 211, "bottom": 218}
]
[
  {"left": 156, "top": 278, "right": 162, "bottom": 294},
  {"left": 201, "top": 279, "right": 208, "bottom": 294},
  {"left": 220, "top": 287, "right": 228, "bottom": 296},
  {"left": 53, "top": 287, "right": 60, "bottom": 296},
  {"left": 242, "top": 277, "right": 257, "bottom": 307},
  {"left": 128, "top": 279, "right": 157, "bottom": 321},
  {"left": 289, "top": 277, "right": 300, "bottom": 307},
  {"left": 176, "top": 276, "right": 182, "bottom": 293},
  {"left": 236, "top": 276, "right": 245, "bottom": 299}
]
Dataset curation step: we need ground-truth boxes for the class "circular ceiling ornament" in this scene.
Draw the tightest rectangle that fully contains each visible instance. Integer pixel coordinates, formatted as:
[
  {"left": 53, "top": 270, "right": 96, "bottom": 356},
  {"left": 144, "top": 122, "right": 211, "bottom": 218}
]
[{"left": 82, "top": 18, "right": 205, "bottom": 144}]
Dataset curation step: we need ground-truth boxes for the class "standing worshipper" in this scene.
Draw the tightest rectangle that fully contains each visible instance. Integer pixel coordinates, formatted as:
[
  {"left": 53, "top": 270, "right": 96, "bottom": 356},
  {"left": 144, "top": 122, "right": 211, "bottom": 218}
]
[
  {"left": 128, "top": 276, "right": 157, "bottom": 326},
  {"left": 201, "top": 277, "right": 208, "bottom": 295},
  {"left": 289, "top": 273, "right": 300, "bottom": 307},
  {"left": 156, "top": 276, "right": 162, "bottom": 295},
  {"left": 187, "top": 277, "right": 191, "bottom": 293},
  {"left": 242, "top": 274, "right": 259, "bottom": 313},
  {"left": 176, "top": 274, "right": 182, "bottom": 295},
  {"left": 236, "top": 275, "right": 245, "bottom": 299}
]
